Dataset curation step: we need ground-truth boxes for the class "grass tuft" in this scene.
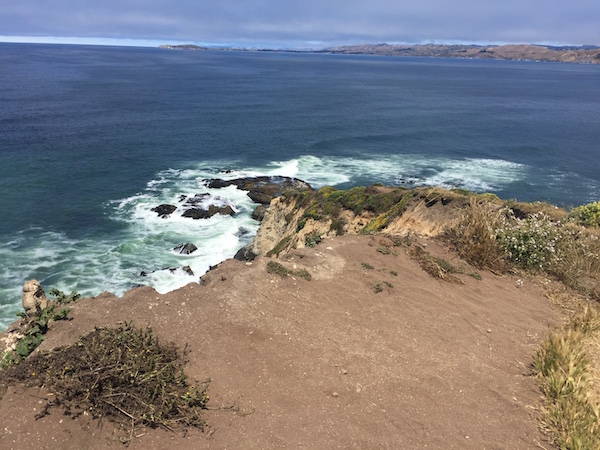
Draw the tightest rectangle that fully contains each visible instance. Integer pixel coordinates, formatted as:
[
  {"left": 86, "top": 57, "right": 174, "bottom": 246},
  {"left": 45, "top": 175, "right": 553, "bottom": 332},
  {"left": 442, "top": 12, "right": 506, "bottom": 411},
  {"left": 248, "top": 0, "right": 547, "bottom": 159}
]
[
  {"left": 443, "top": 198, "right": 507, "bottom": 272},
  {"left": 533, "top": 307, "right": 600, "bottom": 449},
  {"left": 266, "top": 261, "right": 312, "bottom": 281}
]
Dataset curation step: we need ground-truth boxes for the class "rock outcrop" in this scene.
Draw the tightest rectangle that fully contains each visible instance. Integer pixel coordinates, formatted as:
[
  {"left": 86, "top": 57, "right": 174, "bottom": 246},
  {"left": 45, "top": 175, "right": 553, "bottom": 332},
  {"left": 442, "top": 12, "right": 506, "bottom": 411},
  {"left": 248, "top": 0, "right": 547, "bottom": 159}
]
[
  {"left": 235, "top": 186, "right": 473, "bottom": 261},
  {"left": 204, "top": 176, "right": 312, "bottom": 205},
  {"left": 181, "top": 205, "right": 235, "bottom": 219},
  {"left": 22, "top": 279, "right": 49, "bottom": 316},
  {"left": 174, "top": 243, "right": 198, "bottom": 255},
  {"left": 151, "top": 204, "right": 177, "bottom": 218}
]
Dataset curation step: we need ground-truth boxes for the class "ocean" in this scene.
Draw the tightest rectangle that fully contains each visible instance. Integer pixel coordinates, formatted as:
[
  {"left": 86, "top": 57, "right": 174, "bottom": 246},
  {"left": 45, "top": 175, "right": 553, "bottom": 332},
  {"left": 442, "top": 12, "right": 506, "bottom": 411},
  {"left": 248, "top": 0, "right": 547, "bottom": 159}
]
[{"left": 1, "top": 42, "right": 599, "bottom": 329}]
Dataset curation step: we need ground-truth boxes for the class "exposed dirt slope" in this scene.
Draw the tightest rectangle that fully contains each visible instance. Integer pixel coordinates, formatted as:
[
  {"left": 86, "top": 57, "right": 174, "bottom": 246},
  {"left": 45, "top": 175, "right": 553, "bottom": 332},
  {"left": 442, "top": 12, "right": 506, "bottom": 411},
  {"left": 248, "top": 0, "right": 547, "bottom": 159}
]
[{"left": 0, "top": 234, "right": 558, "bottom": 449}]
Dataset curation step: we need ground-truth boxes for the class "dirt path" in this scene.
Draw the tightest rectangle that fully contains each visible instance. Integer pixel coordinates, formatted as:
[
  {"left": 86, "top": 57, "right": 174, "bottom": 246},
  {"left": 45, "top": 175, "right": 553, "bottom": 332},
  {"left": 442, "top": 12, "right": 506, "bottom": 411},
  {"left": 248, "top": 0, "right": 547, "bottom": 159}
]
[{"left": 0, "top": 235, "right": 559, "bottom": 449}]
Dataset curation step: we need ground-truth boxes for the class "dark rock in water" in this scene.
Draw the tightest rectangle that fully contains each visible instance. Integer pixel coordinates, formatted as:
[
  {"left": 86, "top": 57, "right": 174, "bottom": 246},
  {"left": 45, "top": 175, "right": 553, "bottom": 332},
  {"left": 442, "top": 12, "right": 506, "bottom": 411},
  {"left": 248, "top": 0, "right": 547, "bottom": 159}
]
[
  {"left": 174, "top": 243, "right": 198, "bottom": 254},
  {"left": 183, "top": 193, "right": 211, "bottom": 206},
  {"left": 182, "top": 208, "right": 211, "bottom": 219},
  {"left": 235, "top": 227, "right": 251, "bottom": 237},
  {"left": 204, "top": 176, "right": 313, "bottom": 205},
  {"left": 247, "top": 191, "right": 273, "bottom": 205},
  {"left": 140, "top": 271, "right": 148, "bottom": 277},
  {"left": 234, "top": 243, "right": 257, "bottom": 262},
  {"left": 208, "top": 204, "right": 235, "bottom": 216},
  {"left": 252, "top": 205, "right": 267, "bottom": 221},
  {"left": 206, "top": 179, "right": 230, "bottom": 189},
  {"left": 167, "top": 266, "right": 194, "bottom": 276},
  {"left": 151, "top": 204, "right": 177, "bottom": 218},
  {"left": 182, "top": 204, "right": 235, "bottom": 219}
]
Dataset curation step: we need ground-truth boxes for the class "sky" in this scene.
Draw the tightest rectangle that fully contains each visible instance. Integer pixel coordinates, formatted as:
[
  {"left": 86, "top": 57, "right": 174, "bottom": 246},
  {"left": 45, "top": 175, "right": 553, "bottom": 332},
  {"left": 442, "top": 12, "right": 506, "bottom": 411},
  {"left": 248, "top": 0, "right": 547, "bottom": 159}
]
[{"left": 0, "top": 1, "right": 598, "bottom": 48}]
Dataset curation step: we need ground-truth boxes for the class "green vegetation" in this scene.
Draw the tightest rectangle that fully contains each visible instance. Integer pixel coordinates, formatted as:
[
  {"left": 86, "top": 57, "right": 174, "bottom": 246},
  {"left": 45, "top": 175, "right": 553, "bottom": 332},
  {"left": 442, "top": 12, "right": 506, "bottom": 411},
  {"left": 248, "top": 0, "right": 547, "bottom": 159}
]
[
  {"left": 409, "top": 246, "right": 471, "bottom": 284},
  {"left": 304, "top": 231, "right": 322, "bottom": 248},
  {"left": 0, "top": 324, "right": 208, "bottom": 443},
  {"left": 569, "top": 201, "right": 600, "bottom": 228},
  {"left": 266, "top": 236, "right": 292, "bottom": 257},
  {"left": 284, "top": 185, "right": 415, "bottom": 236},
  {"left": 49, "top": 287, "right": 81, "bottom": 304},
  {"left": 361, "top": 262, "right": 374, "bottom": 270},
  {"left": 376, "top": 246, "right": 392, "bottom": 255},
  {"left": 445, "top": 199, "right": 600, "bottom": 295},
  {"left": 266, "top": 261, "right": 312, "bottom": 281},
  {"left": 1, "top": 289, "right": 76, "bottom": 367},
  {"left": 497, "top": 211, "right": 563, "bottom": 270},
  {"left": 361, "top": 191, "right": 416, "bottom": 234}
]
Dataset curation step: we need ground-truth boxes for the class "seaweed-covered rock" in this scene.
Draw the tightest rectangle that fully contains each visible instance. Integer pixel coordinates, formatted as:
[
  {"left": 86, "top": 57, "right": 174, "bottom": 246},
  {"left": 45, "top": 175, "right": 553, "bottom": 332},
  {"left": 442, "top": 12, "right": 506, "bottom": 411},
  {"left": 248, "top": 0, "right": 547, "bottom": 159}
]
[{"left": 152, "top": 204, "right": 177, "bottom": 218}]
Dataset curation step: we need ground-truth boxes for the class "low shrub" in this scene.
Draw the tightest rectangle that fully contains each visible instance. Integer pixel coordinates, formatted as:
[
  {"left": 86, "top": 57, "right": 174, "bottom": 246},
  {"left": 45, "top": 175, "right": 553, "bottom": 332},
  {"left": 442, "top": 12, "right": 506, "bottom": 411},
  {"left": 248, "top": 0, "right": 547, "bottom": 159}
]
[
  {"left": 496, "top": 211, "right": 561, "bottom": 271},
  {"left": 266, "top": 261, "right": 312, "bottom": 281},
  {"left": 305, "top": 231, "right": 322, "bottom": 248},
  {"left": 569, "top": 201, "right": 600, "bottom": 228},
  {"left": 2, "top": 303, "right": 71, "bottom": 367}
]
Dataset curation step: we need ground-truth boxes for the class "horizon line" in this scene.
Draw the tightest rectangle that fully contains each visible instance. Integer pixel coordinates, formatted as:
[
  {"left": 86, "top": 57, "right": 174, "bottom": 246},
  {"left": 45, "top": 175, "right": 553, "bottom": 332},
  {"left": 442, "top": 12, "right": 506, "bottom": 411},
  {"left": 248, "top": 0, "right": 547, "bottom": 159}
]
[{"left": 1, "top": 35, "right": 597, "bottom": 50}]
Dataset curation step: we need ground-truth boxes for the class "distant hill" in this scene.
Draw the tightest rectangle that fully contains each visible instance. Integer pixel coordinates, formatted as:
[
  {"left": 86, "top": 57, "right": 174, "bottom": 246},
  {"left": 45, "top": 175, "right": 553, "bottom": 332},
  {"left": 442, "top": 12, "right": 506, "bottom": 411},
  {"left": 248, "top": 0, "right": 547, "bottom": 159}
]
[
  {"left": 321, "top": 43, "right": 600, "bottom": 64},
  {"left": 160, "top": 43, "right": 600, "bottom": 64}
]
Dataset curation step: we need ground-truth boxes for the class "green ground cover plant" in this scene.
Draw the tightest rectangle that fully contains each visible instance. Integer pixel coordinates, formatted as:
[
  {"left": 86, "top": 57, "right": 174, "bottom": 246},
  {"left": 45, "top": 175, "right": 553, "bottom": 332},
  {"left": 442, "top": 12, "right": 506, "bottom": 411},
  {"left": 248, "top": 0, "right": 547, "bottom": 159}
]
[
  {"left": 266, "top": 261, "right": 312, "bottom": 280},
  {"left": 1, "top": 289, "right": 75, "bottom": 367}
]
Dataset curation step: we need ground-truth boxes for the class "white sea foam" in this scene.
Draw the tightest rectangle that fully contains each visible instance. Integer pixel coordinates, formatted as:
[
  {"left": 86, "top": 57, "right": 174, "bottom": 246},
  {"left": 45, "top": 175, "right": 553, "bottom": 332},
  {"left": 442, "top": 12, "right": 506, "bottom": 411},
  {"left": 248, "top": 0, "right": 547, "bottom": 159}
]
[{"left": 0, "top": 153, "right": 531, "bottom": 330}]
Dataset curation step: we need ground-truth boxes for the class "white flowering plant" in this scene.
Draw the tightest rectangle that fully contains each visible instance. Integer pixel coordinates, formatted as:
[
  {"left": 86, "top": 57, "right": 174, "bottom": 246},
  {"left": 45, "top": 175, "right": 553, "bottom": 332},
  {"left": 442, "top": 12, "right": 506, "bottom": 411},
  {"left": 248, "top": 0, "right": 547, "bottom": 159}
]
[{"left": 496, "top": 211, "right": 562, "bottom": 270}]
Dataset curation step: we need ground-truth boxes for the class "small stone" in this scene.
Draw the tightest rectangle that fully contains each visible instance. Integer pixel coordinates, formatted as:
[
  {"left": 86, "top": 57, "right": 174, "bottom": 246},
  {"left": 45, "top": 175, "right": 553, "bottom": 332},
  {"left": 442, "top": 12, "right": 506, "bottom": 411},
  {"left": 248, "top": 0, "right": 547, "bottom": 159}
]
[
  {"left": 332, "top": 392, "right": 339, "bottom": 398},
  {"left": 487, "top": 329, "right": 492, "bottom": 333},
  {"left": 342, "top": 369, "right": 348, "bottom": 375}
]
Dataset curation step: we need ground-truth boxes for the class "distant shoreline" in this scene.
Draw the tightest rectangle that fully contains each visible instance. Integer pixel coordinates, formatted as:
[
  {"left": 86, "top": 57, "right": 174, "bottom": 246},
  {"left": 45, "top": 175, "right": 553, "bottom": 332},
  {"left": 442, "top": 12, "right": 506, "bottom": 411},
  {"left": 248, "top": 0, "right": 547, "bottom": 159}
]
[{"left": 159, "top": 43, "right": 600, "bottom": 64}]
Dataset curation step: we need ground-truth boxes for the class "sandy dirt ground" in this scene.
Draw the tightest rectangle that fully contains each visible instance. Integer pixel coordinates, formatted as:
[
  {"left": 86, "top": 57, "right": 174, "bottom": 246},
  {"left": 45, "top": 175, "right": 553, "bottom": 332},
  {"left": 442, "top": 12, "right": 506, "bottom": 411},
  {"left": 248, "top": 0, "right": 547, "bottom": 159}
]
[{"left": 0, "top": 234, "right": 560, "bottom": 449}]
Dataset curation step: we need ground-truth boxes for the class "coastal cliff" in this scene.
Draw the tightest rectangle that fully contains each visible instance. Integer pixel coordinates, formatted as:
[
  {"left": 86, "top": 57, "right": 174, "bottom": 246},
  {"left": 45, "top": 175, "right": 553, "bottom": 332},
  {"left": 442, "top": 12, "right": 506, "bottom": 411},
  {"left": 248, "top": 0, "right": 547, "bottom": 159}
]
[
  {"left": 238, "top": 185, "right": 472, "bottom": 259},
  {"left": 1, "top": 185, "right": 599, "bottom": 448}
]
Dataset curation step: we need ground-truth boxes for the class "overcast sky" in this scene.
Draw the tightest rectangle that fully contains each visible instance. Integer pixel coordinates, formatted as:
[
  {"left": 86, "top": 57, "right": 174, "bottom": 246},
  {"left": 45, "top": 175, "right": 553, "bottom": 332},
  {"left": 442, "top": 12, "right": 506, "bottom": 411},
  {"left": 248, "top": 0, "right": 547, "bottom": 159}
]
[{"left": 1, "top": 1, "right": 598, "bottom": 48}]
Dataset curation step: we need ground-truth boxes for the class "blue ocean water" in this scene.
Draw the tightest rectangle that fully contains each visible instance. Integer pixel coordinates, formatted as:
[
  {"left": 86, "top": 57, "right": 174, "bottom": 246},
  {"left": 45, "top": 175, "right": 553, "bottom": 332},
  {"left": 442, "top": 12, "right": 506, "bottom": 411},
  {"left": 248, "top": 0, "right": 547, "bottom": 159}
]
[{"left": 1, "top": 42, "right": 599, "bottom": 328}]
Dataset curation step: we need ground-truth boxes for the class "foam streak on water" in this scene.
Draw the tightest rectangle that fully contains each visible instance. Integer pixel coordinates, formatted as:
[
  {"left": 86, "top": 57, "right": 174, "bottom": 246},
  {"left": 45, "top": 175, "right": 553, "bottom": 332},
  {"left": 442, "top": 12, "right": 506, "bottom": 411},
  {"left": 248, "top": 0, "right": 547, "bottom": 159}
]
[{"left": 0, "top": 153, "right": 536, "bottom": 328}]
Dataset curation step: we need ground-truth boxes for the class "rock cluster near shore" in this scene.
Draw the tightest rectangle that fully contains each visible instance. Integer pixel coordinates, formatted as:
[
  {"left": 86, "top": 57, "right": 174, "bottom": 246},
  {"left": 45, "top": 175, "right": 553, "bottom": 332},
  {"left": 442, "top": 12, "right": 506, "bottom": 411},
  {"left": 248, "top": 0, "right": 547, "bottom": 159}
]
[
  {"left": 151, "top": 176, "right": 312, "bottom": 221},
  {"left": 147, "top": 175, "right": 314, "bottom": 278}
]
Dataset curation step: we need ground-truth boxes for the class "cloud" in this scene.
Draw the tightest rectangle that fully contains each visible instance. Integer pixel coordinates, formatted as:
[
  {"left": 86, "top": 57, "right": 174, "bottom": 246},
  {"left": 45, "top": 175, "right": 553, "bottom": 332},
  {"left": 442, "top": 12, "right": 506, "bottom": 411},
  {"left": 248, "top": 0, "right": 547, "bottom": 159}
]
[{"left": 0, "top": 0, "right": 598, "bottom": 46}]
